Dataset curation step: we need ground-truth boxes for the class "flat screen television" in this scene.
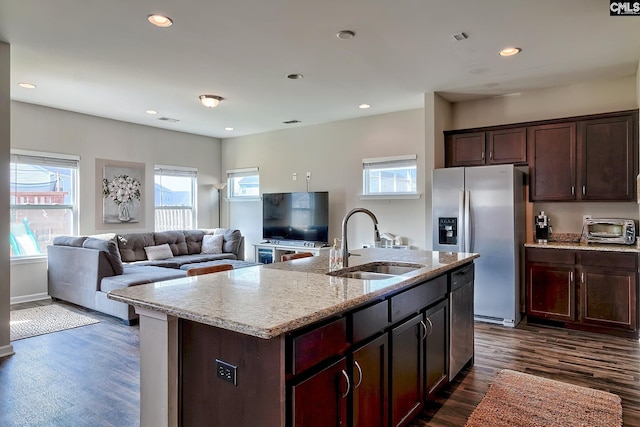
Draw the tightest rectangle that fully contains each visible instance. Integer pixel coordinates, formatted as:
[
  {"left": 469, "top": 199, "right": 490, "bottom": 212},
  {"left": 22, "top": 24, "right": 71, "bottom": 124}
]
[{"left": 262, "top": 191, "right": 329, "bottom": 244}]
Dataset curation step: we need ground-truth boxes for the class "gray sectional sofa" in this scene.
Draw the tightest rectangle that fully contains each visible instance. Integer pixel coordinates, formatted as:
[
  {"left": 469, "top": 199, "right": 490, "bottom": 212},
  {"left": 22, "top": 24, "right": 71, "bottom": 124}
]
[{"left": 47, "top": 228, "right": 245, "bottom": 324}]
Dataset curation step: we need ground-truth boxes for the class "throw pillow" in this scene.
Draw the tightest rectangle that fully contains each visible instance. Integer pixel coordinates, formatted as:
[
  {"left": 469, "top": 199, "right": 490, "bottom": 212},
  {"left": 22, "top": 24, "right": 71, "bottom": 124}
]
[
  {"left": 144, "top": 243, "right": 174, "bottom": 261},
  {"left": 201, "top": 234, "right": 224, "bottom": 254}
]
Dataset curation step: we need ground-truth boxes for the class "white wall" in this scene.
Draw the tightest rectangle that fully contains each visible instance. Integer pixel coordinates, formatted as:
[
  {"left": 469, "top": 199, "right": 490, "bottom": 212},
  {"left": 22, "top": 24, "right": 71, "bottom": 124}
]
[
  {"left": 1, "top": 42, "right": 14, "bottom": 357},
  {"left": 222, "top": 109, "right": 426, "bottom": 260},
  {"left": 10, "top": 102, "right": 222, "bottom": 302},
  {"left": 449, "top": 75, "right": 639, "bottom": 234}
]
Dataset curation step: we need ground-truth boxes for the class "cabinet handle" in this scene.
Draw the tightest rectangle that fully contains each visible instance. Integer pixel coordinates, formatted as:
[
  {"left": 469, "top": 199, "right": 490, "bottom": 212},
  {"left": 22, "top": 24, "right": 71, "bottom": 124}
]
[
  {"left": 489, "top": 151, "right": 493, "bottom": 160},
  {"left": 340, "top": 369, "right": 350, "bottom": 398},
  {"left": 353, "top": 360, "right": 363, "bottom": 389},
  {"left": 581, "top": 272, "right": 584, "bottom": 283},
  {"left": 582, "top": 185, "right": 586, "bottom": 195},
  {"left": 569, "top": 271, "right": 573, "bottom": 282},
  {"left": 419, "top": 320, "right": 428, "bottom": 340},
  {"left": 571, "top": 186, "right": 575, "bottom": 196},
  {"left": 425, "top": 317, "right": 434, "bottom": 337}
]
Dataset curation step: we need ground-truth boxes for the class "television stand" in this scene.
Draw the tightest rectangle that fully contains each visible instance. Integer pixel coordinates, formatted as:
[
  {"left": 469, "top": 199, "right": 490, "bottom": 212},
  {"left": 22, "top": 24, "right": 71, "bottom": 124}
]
[{"left": 253, "top": 242, "right": 330, "bottom": 264}]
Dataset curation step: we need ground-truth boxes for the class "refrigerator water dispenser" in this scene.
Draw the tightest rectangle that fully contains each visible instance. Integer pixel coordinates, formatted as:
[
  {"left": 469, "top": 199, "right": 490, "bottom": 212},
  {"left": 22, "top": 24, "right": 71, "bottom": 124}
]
[{"left": 438, "top": 217, "right": 457, "bottom": 245}]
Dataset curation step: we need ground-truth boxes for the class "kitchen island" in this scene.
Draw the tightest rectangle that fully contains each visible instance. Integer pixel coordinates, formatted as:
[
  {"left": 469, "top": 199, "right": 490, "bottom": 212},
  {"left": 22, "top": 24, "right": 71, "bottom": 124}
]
[{"left": 108, "top": 248, "right": 478, "bottom": 427}]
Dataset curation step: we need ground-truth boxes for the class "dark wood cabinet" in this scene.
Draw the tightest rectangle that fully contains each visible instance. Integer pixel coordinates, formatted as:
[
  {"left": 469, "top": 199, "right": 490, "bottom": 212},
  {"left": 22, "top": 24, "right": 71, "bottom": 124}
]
[
  {"left": 578, "top": 114, "right": 637, "bottom": 201},
  {"left": 526, "top": 247, "right": 639, "bottom": 337},
  {"left": 528, "top": 122, "right": 577, "bottom": 201},
  {"left": 487, "top": 127, "right": 527, "bottom": 165},
  {"left": 445, "top": 132, "right": 485, "bottom": 167},
  {"left": 352, "top": 334, "right": 388, "bottom": 427},
  {"left": 424, "top": 299, "right": 448, "bottom": 399},
  {"left": 291, "top": 357, "right": 349, "bottom": 427},
  {"left": 391, "top": 313, "right": 424, "bottom": 427}
]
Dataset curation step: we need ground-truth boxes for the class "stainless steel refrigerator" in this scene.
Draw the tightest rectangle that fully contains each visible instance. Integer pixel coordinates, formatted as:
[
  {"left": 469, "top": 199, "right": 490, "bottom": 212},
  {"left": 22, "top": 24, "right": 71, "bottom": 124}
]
[{"left": 432, "top": 164, "right": 526, "bottom": 327}]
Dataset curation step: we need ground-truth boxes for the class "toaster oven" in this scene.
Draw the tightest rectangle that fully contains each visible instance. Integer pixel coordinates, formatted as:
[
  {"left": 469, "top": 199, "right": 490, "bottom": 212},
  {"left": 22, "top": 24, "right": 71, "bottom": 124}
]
[{"left": 584, "top": 218, "right": 636, "bottom": 245}]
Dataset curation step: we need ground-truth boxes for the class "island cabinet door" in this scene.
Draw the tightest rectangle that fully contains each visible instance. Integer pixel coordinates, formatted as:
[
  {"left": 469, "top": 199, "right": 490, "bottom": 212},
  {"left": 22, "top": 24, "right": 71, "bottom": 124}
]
[
  {"left": 291, "top": 357, "right": 348, "bottom": 427},
  {"left": 352, "top": 334, "right": 389, "bottom": 427},
  {"left": 424, "top": 299, "right": 449, "bottom": 400},
  {"left": 390, "top": 312, "right": 424, "bottom": 427}
]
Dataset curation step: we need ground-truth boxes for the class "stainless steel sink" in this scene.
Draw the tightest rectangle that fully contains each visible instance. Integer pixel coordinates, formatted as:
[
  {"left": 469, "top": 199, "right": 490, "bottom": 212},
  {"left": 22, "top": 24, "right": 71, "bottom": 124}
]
[{"left": 328, "top": 262, "right": 424, "bottom": 280}]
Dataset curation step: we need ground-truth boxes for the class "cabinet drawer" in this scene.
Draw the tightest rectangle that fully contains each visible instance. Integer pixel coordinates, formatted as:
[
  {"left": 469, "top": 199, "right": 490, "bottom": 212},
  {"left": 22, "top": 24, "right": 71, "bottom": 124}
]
[
  {"left": 526, "top": 248, "right": 575, "bottom": 265},
  {"left": 352, "top": 300, "right": 389, "bottom": 343},
  {"left": 390, "top": 275, "right": 448, "bottom": 323},
  {"left": 290, "top": 317, "right": 348, "bottom": 375},
  {"left": 451, "top": 263, "right": 474, "bottom": 291},
  {"left": 578, "top": 251, "right": 637, "bottom": 271}
]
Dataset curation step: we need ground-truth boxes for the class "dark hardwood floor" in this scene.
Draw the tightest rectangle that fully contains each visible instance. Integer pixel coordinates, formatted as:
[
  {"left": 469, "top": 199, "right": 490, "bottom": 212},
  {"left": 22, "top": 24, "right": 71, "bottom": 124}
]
[{"left": 2, "top": 301, "right": 639, "bottom": 426}]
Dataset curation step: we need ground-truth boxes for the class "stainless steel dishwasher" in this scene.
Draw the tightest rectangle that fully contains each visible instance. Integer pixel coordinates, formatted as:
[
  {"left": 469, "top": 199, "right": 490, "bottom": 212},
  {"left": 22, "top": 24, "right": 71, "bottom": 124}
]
[{"left": 449, "top": 263, "right": 474, "bottom": 380}]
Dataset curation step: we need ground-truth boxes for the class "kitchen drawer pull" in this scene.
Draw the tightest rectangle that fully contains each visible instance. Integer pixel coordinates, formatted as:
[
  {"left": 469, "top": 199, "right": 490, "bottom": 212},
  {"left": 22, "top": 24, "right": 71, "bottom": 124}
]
[
  {"left": 353, "top": 360, "right": 363, "bottom": 389},
  {"left": 419, "top": 320, "right": 428, "bottom": 340},
  {"left": 340, "top": 369, "right": 351, "bottom": 398}
]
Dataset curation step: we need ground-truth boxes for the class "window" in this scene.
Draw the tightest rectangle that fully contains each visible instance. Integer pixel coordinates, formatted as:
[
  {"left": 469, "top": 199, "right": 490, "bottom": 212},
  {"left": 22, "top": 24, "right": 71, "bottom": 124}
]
[
  {"left": 227, "top": 167, "right": 260, "bottom": 200},
  {"left": 154, "top": 165, "right": 197, "bottom": 231},
  {"left": 10, "top": 150, "right": 79, "bottom": 258},
  {"left": 363, "top": 155, "right": 417, "bottom": 195}
]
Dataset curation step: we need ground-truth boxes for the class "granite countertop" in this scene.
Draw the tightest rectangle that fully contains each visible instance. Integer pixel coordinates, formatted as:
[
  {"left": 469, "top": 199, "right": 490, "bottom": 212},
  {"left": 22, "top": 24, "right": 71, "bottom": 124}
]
[
  {"left": 108, "top": 248, "right": 478, "bottom": 339},
  {"left": 524, "top": 241, "right": 640, "bottom": 253}
]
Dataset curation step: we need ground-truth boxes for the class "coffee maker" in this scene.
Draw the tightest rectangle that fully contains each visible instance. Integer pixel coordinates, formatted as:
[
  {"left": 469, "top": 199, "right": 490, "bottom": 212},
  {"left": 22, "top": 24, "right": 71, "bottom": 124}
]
[{"left": 535, "top": 211, "right": 550, "bottom": 243}]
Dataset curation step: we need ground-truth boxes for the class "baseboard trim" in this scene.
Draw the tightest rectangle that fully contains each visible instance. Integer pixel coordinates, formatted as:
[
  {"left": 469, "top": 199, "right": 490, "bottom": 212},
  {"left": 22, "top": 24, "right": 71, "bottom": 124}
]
[
  {"left": 0, "top": 344, "right": 15, "bottom": 359},
  {"left": 10, "top": 293, "right": 51, "bottom": 305}
]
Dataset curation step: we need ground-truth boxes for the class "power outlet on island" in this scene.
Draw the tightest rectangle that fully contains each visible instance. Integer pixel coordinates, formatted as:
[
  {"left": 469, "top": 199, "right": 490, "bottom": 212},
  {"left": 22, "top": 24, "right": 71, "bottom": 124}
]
[{"left": 216, "top": 359, "right": 238, "bottom": 386}]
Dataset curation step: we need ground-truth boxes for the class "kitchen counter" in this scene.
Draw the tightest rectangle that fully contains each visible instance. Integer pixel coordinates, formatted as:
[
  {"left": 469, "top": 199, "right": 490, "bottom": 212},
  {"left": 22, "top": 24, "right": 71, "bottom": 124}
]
[
  {"left": 524, "top": 241, "right": 640, "bottom": 253},
  {"left": 108, "top": 248, "right": 478, "bottom": 339}
]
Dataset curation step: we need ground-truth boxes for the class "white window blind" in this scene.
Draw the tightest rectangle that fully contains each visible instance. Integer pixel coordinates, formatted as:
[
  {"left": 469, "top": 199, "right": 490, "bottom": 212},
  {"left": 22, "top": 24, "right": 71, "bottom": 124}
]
[
  {"left": 362, "top": 155, "right": 417, "bottom": 195},
  {"left": 227, "top": 167, "right": 260, "bottom": 199},
  {"left": 154, "top": 165, "right": 198, "bottom": 231}
]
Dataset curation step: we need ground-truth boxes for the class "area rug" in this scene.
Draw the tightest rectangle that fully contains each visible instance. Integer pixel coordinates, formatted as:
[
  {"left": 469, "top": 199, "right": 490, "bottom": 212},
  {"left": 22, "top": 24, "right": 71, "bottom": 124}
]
[
  {"left": 465, "top": 369, "right": 622, "bottom": 427},
  {"left": 10, "top": 305, "right": 100, "bottom": 341}
]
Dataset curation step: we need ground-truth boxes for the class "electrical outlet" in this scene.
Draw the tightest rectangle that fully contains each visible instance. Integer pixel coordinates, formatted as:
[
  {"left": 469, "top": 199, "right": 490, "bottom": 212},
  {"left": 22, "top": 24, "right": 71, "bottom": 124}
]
[
  {"left": 306, "top": 172, "right": 311, "bottom": 180},
  {"left": 583, "top": 215, "right": 592, "bottom": 223},
  {"left": 292, "top": 172, "right": 297, "bottom": 181},
  {"left": 216, "top": 359, "right": 237, "bottom": 386}
]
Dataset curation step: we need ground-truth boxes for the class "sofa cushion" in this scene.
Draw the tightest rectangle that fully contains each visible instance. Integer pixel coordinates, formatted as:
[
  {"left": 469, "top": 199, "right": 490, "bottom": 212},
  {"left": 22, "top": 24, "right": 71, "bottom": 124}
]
[
  {"left": 154, "top": 231, "right": 188, "bottom": 256},
  {"left": 100, "top": 265, "right": 187, "bottom": 292},
  {"left": 202, "top": 234, "right": 224, "bottom": 254},
  {"left": 184, "top": 230, "right": 206, "bottom": 254},
  {"left": 215, "top": 228, "right": 242, "bottom": 255},
  {"left": 118, "top": 232, "right": 156, "bottom": 262},
  {"left": 144, "top": 243, "right": 174, "bottom": 261},
  {"left": 53, "top": 236, "right": 88, "bottom": 247},
  {"left": 132, "top": 253, "right": 236, "bottom": 268},
  {"left": 82, "top": 236, "right": 124, "bottom": 275}
]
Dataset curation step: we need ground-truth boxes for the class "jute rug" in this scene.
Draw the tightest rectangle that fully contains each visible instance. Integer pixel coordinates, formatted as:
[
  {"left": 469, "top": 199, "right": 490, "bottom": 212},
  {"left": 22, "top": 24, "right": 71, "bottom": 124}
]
[
  {"left": 465, "top": 369, "right": 622, "bottom": 427},
  {"left": 10, "top": 305, "right": 100, "bottom": 341}
]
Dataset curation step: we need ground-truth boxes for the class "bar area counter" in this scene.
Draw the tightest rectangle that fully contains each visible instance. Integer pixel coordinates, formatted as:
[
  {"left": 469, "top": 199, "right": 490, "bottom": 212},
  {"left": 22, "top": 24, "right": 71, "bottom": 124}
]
[{"left": 108, "top": 248, "right": 478, "bottom": 427}]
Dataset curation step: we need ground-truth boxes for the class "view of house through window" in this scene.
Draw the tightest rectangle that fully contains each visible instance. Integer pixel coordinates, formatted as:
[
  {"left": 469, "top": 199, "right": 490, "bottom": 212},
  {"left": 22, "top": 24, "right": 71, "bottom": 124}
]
[
  {"left": 10, "top": 150, "right": 79, "bottom": 258},
  {"left": 227, "top": 167, "right": 260, "bottom": 199},
  {"left": 155, "top": 166, "right": 197, "bottom": 231},
  {"left": 363, "top": 155, "right": 417, "bottom": 195}
]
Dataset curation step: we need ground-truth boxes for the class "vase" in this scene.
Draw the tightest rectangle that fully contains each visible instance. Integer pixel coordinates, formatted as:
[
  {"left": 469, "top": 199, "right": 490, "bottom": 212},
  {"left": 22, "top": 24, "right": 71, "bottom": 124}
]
[{"left": 118, "top": 202, "right": 131, "bottom": 222}]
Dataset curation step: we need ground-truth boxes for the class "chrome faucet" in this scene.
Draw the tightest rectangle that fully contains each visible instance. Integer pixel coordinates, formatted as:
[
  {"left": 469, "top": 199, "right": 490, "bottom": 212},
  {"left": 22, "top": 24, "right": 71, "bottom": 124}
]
[{"left": 341, "top": 208, "right": 381, "bottom": 267}]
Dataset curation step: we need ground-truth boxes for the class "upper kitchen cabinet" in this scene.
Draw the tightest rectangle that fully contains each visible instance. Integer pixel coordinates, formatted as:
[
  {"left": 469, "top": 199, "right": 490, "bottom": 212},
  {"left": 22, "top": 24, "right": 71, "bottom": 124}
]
[
  {"left": 528, "top": 110, "right": 638, "bottom": 202},
  {"left": 444, "top": 128, "right": 527, "bottom": 167},
  {"left": 445, "top": 132, "right": 485, "bottom": 167}
]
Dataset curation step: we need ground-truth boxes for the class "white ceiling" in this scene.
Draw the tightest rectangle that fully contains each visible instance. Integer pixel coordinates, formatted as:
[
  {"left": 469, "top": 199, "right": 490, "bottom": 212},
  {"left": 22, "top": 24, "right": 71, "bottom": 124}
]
[{"left": 1, "top": 0, "right": 639, "bottom": 139}]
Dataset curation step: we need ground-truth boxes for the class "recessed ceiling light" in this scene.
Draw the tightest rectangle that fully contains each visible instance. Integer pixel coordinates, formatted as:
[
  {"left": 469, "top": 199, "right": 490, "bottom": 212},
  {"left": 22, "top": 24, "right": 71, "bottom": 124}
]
[
  {"left": 18, "top": 82, "right": 36, "bottom": 89},
  {"left": 148, "top": 14, "right": 173, "bottom": 27},
  {"left": 225, "top": 127, "right": 234, "bottom": 131},
  {"left": 287, "top": 74, "right": 304, "bottom": 80},
  {"left": 146, "top": 110, "right": 158, "bottom": 115},
  {"left": 359, "top": 104, "right": 371, "bottom": 109},
  {"left": 499, "top": 47, "right": 521, "bottom": 57},
  {"left": 337, "top": 30, "right": 356, "bottom": 40}
]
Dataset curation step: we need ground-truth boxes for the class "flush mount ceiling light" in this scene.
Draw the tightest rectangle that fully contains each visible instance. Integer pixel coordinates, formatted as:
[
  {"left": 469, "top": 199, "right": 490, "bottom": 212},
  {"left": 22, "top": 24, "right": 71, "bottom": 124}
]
[
  {"left": 148, "top": 14, "right": 173, "bottom": 27},
  {"left": 337, "top": 30, "right": 356, "bottom": 40},
  {"left": 199, "top": 95, "right": 224, "bottom": 108},
  {"left": 18, "top": 82, "right": 36, "bottom": 89},
  {"left": 499, "top": 47, "right": 521, "bottom": 57}
]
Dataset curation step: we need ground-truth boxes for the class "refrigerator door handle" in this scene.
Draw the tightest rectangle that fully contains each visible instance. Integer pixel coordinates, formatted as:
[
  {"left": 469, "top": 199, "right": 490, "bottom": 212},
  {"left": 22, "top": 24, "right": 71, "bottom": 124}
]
[
  {"left": 458, "top": 190, "right": 465, "bottom": 252},
  {"left": 464, "top": 190, "right": 471, "bottom": 252}
]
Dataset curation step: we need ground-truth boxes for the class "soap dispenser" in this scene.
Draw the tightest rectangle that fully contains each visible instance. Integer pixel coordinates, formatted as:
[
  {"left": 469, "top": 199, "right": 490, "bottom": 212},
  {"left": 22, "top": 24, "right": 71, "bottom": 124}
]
[{"left": 329, "top": 238, "right": 343, "bottom": 271}]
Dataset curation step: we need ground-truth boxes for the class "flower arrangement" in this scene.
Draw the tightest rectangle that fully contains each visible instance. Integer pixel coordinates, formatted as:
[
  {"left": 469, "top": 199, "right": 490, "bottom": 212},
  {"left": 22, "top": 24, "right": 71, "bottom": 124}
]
[{"left": 103, "top": 174, "right": 141, "bottom": 205}]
